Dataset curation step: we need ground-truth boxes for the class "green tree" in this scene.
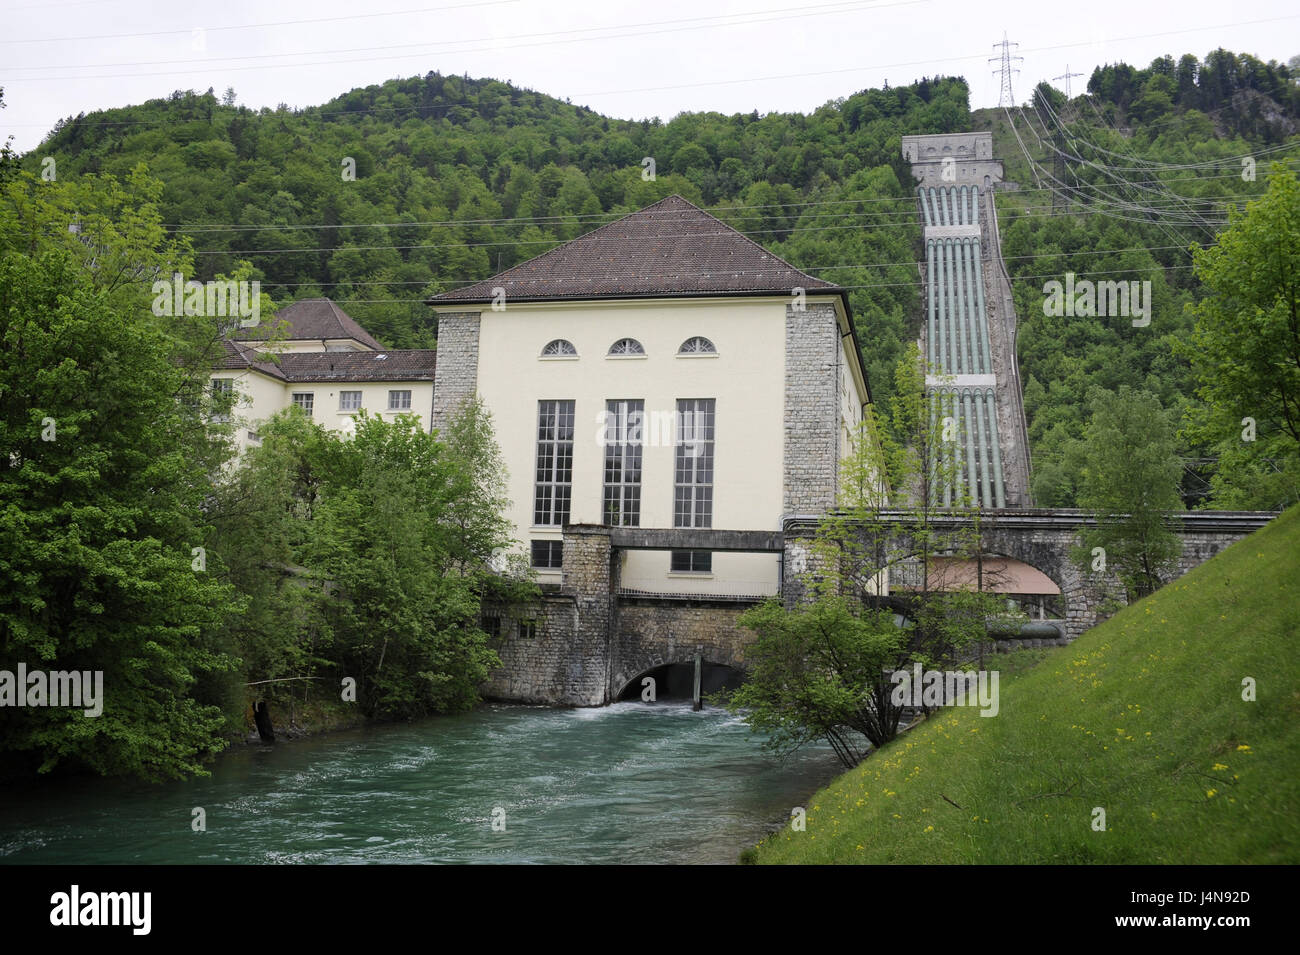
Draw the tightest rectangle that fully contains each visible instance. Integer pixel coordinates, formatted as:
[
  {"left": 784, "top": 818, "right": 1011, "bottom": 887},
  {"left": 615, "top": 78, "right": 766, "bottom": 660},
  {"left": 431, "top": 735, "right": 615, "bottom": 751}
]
[
  {"left": 725, "top": 597, "right": 905, "bottom": 767},
  {"left": 0, "top": 248, "right": 242, "bottom": 780},
  {"left": 1073, "top": 387, "right": 1184, "bottom": 600},
  {"left": 306, "top": 408, "right": 508, "bottom": 717},
  {"left": 216, "top": 398, "right": 528, "bottom": 723},
  {"left": 1180, "top": 163, "right": 1300, "bottom": 509}
]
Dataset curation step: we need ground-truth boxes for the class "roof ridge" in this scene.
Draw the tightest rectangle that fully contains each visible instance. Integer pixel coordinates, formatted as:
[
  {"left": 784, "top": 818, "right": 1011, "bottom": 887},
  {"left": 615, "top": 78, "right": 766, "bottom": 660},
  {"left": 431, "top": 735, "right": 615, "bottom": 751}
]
[
  {"left": 427, "top": 193, "right": 841, "bottom": 305},
  {"left": 443, "top": 196, "right": 686, "bottom": 291},
  {"left": 325, "top": 298, "right": 348, "bottom": 339}
]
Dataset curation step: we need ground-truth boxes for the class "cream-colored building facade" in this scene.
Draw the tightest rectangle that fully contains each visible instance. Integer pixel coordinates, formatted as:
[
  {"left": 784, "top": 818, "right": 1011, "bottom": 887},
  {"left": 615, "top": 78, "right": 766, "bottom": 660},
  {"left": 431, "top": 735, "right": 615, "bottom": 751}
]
[{"left": 430, "top": 196, "right": 873, "bottom": 597}]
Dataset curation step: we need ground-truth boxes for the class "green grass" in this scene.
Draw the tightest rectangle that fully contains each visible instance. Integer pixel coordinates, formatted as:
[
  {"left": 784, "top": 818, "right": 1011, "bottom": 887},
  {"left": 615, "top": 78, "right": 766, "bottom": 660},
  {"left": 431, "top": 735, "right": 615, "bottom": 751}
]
[{"left": 751, "top": 505, "right": 1300, "bottom": 864}]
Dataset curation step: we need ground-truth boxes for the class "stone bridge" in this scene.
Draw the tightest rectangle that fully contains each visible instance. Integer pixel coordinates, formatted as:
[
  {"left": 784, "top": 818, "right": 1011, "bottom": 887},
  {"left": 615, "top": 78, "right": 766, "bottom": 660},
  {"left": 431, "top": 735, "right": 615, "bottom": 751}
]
[
  {"left": 481, "top": 510, "right": 1274, "bottom": 705},
  {"left": 482, "top": 525, "right": 782, "bottom": 706},
  {"left": 782, "top": 508, "right": 1277, "bottom": 639}
]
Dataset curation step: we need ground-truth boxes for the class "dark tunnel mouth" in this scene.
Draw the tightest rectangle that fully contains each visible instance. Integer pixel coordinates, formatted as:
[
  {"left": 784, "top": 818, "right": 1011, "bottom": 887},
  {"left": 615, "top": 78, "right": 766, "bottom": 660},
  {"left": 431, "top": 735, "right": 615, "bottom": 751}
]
[{"left": 617, "top": 662, "right": 744, "bottom": 701}]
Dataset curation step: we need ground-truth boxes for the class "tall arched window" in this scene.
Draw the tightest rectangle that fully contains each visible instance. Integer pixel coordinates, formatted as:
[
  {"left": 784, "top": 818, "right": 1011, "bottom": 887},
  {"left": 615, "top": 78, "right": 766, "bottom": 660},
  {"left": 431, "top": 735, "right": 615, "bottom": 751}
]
[
  {"left": 540, "top": 339, "right": 578, "bottom": 357},
  {"left": 678, "top": 336, "right": 716, "bottom": 355},
  {"left": 607, "top": 338, "right": 645, "bottom": 356}
]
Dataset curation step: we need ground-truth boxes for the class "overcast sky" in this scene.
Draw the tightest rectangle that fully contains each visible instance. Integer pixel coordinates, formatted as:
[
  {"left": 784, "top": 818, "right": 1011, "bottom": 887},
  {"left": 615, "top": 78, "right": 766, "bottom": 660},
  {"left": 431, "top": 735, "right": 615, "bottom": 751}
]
[{"left": 2, "top": 0, "right": 1297, "bottom": 154}]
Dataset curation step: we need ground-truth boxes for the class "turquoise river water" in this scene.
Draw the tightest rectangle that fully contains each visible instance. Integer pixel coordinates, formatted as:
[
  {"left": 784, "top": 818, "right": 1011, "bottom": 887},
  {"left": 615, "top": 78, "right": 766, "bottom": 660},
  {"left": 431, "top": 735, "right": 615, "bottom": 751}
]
[{"left": 0, "top": 702, "right": 842, "bottom": 865}]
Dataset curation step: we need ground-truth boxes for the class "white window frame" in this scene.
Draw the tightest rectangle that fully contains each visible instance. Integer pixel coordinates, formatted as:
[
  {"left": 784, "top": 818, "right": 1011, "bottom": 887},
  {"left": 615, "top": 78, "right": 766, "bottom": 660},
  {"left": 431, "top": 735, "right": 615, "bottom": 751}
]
[
  {"left": 534, "top": 400, "right": 575, "bottom": 527},
  {"left": 540, "top": 339, "right": 579, "bottom": 359},
  {"left": 674, "top": 398, "right": 714, "bottom": 529},
  {"left": 388, "top": 390, "right": 412, "bottom": 411},
  {"left": 607, "top": 338, "right": 646, "bottom": 358},
  {"left": 602, "top": 399, "right": 643, "bottom": 527},
  {"left": 677, "top": 336, "right": 718, "bottom": 356},
  {"left": 339, "top": 390, "right": 362, "bottom": 411}
]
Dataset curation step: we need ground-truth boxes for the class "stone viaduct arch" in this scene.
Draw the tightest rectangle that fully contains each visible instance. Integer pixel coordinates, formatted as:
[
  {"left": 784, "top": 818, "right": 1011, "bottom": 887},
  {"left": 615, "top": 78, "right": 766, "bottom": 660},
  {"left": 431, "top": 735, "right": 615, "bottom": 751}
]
[
  {"left": 782, "top": 509, "right": 1275, "bottom": 640},
  {"left": 481, "top": 513, "right": 1274, "bottom": 706}
]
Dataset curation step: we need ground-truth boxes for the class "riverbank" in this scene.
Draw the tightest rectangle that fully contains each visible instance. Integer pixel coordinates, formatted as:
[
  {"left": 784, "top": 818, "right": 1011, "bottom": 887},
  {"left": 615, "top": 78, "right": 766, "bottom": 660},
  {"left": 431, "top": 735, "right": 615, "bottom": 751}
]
[
  {"left": 751, "top": 503, "right": 1300, "bottom": 864},
  {"left": 237, "top": 696, "right": 370, "bottom": 745}
]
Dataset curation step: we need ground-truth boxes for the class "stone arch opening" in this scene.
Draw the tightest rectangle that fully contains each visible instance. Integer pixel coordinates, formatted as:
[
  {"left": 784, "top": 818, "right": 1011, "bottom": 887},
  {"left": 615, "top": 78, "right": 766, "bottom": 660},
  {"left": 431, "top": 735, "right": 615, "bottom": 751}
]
[
  {"left": 969, "top": 538, "right": 1096, "bottom": 640},
  {"left": 897, "top": 552, "right": 1071, "bottom": 638},
  {"left": 615, "top": 662, "right": 744, "bottom": 702}
]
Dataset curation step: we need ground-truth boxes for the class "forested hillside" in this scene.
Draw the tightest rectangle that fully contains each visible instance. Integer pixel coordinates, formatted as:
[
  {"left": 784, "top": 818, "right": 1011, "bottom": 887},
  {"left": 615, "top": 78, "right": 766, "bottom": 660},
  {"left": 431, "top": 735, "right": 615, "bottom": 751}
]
[{"left": 21, "top": 49, "right": 1300, "bottom": 508}]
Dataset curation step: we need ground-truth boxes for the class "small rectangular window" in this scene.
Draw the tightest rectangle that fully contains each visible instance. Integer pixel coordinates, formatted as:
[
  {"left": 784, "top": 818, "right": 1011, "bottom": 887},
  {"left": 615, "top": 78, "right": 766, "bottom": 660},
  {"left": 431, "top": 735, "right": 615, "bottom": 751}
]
[
  {"left": 481, "top": 615, "right": 502, "bottom": 638},
  {"left": 339, "top": 390, "right": 362, "bottom": 411},
  {"left": 211, "top": 378, "right": 234, "bottom": 423},
  {"left": 519, "top": 620, "right": 538, "bottom": 639},
  {"left": 671, "top": 550, "right": 712, "bottom": 573},
  {"left": 291, "top": 393, "right": 314, "bottom": 416},
  {"left": 531, "top": 540, "right": 563, "bottom": 569},
  {"left": 388, "top": 390, "right": 412, "bottom": 410}
]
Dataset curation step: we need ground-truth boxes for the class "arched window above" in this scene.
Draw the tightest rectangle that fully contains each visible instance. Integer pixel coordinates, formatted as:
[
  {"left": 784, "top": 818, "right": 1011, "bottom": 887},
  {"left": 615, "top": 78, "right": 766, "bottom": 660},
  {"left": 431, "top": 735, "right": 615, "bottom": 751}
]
[
  {"left": 607, "top": 338, "right": 645, "bottom": 356},
  {"left": 678, "top": 336, "right": 717, "bottom": 355},
  {"left": 540, "top": 339, "right": 578, "bottom": 357}
]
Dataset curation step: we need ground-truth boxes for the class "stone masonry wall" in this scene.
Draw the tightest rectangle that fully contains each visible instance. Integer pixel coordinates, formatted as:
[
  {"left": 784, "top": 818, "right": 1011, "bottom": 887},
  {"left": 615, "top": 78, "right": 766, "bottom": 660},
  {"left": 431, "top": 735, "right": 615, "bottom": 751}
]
[
  {"left": 557, "top": 526, "right": 614, "bottom": 703},
  {"left": 480, "top": 521, "right": 1264, "bottom": 704},
  {"left": 431, "top": 310, "right": 480, "bottom": 433},
  {"left": 784, "top": 302, "right": 839, "bottom": 513},
  {"left": 611, "top": 601, "right": 756, "bottom": 698},
  {"left": 481, "top": 595, "right": 604, "bottom": 705}
]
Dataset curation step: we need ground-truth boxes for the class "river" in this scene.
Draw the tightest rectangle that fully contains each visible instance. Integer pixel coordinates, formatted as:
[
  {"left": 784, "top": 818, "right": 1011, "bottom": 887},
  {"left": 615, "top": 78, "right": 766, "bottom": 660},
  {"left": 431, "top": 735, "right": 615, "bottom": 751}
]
[{"left": 0, "top": 702, "right": 842, "bottom": 865}]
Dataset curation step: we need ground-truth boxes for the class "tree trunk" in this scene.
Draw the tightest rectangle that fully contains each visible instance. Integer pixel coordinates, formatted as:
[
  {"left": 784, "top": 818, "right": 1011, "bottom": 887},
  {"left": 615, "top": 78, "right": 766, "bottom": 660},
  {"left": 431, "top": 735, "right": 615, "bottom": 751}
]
[{"left": 253, "top": 700, "right": 275, "bottom": 742}]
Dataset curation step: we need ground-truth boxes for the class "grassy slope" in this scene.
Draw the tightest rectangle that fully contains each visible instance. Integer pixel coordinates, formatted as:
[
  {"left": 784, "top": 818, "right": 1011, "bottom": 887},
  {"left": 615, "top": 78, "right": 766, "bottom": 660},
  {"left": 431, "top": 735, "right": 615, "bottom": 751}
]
[{"left": 753, "top": 505, "right": 1300, "bottom": 864}]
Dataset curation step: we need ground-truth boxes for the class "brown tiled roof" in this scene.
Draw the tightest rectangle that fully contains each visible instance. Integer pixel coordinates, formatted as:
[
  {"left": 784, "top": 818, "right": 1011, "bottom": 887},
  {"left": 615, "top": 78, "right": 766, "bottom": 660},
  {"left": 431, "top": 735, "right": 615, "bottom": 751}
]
[
  {"left": 427, "top": 195, "right": 840, "bottom": 305},
  {"left": 218, "top": 340, "right": 287, "bottom": 379},
  {"left": 217, "top": 341, "right": 436, "bottom": 382},
  {"left": 234, "top": 298, "right": 385, "bottom": 350},
  {"left": 277, "top": 351, "right": 436, "bottom": 382}
]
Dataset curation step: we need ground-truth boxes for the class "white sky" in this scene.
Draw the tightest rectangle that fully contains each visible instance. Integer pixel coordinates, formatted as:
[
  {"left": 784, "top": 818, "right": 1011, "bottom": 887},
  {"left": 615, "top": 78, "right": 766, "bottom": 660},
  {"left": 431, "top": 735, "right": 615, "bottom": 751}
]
[{"left": 2, "top": 0, "right": 1298, "bottom": 154}]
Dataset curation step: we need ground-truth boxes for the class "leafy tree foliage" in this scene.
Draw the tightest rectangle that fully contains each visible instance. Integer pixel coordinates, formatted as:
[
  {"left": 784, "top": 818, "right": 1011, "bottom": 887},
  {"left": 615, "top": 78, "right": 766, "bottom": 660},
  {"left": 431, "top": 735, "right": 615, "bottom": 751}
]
[
  {"left": 1072, "top": 387, "right": 1184, "bottom": 601},
  {"left": 1, "top": 165, "right": 525, "bottom": 780},
  {"left": 726, "top": 597, "right": 906, "bottom": 768},
  {"left": 210, "top": 400, "right": 529, "bottom": 722},
  {"left": 1179, "top": 163, "right": 1300, "bottom": 509},
  {"left": 0, "top": 247, "right": 241, "bottom": 780}
]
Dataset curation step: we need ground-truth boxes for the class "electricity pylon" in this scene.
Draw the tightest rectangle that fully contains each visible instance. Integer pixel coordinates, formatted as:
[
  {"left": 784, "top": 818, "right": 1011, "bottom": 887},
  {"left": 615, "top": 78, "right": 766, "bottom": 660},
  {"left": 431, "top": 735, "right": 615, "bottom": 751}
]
[
  {"left": 990, "top": 33, "right": 1023, "bottom": 108},
  {"left": 1053, "top": 65, "right": 1084, "bottom": 99}
]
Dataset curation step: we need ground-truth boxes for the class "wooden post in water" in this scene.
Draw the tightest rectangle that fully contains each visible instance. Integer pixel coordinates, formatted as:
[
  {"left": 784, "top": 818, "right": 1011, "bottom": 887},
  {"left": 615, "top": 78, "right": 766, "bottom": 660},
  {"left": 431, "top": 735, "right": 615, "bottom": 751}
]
[{"left": 693, "top": 653, "right": 702, "bottom": 711}]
